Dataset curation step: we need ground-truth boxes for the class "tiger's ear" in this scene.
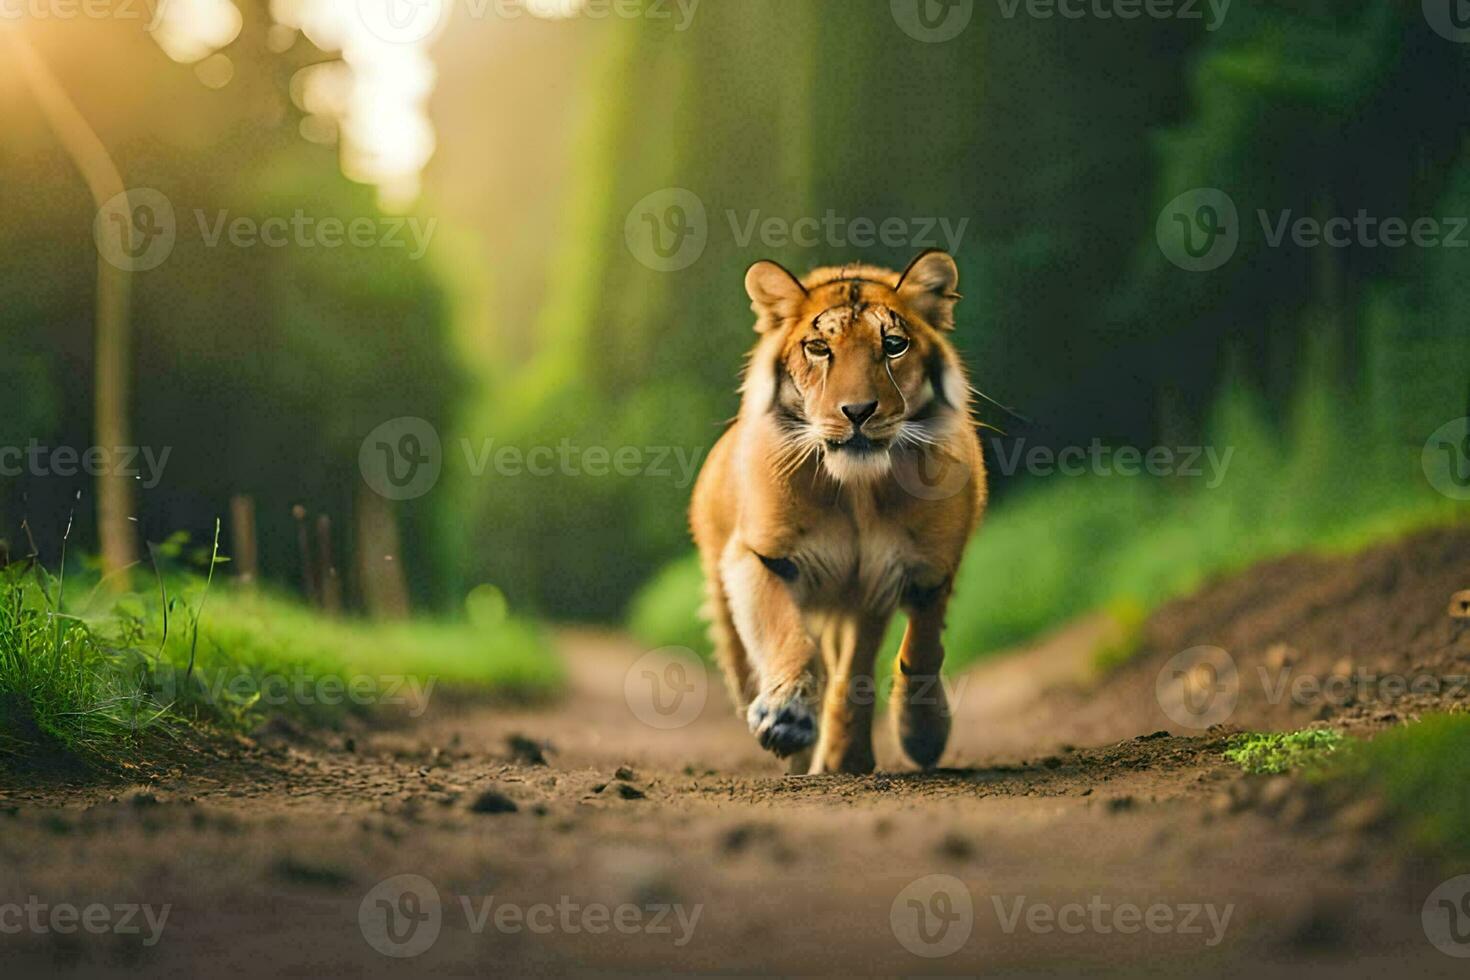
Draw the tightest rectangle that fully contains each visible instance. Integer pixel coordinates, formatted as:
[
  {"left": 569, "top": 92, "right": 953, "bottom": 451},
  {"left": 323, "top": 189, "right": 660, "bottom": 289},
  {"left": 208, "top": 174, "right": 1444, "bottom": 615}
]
[
  {"left": 896, "top": 249, "right": 961, "bottom": 331},
  {"left": 745, "top": 260, "right": 807, "bottom": 333}
]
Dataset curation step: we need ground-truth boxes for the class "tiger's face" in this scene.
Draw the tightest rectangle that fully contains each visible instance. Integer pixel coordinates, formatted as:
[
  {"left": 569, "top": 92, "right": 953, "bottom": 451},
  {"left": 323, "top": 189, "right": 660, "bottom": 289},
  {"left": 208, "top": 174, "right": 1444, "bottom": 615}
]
[{"left": 744, "top": 251, "right": 966, "bottom": 484}]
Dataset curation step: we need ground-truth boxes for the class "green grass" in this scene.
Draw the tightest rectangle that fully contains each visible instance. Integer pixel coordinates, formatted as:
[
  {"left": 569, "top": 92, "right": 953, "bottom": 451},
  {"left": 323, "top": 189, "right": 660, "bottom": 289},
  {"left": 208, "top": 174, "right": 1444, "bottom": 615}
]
[
  {"left": 627, "top": 356, "right": 1464, "bottom": 671},
  {"left": 1325, "top": 713, "right": 1470, "bottom": 861},
  {"left": 1223, "top": 729, "right": 1346, "bottom": 774},
  {"left": 628, "top": 552, "right": 708, "bottom": 656},
  {"left": 1088, "top": 599, "right": 1149, "bottom": 676},
  {"left": 0, "top": 563, "right": 169, "bottom": 760},
  {"left": 0, "top": 556, "right": 560, "bottom": 765}
]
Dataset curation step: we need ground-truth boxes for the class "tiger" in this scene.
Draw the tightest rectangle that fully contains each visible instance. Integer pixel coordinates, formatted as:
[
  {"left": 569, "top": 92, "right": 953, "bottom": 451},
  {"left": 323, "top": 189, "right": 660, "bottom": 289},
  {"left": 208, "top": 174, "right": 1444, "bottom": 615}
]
[{"left": 689, "top": 250, "right": 986, "bottom": 774}]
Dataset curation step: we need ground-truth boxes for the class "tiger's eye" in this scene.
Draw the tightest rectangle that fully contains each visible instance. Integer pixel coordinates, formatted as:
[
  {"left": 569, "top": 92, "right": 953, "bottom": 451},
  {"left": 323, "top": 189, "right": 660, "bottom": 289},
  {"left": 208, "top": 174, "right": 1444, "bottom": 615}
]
[
  {"left": 883, "top": 334, "right": 909, "bottom": 357},
  {"left": 805, "top": 340, "right": 831, "bottom": 357}
]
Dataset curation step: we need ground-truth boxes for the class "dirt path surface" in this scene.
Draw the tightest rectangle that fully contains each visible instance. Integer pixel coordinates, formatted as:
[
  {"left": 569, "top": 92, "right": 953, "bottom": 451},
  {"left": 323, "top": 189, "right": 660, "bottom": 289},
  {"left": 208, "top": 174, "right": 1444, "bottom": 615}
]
[{"left": 4, "top": 532, "right": 1470, "bottom": 977}]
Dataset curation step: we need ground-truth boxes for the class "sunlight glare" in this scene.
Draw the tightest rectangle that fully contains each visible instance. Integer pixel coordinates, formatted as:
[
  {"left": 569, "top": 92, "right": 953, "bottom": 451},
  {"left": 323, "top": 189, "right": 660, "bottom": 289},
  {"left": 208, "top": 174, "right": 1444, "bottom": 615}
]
[{"left": 150, "top": 0, "right": 243, "bottom": 65}]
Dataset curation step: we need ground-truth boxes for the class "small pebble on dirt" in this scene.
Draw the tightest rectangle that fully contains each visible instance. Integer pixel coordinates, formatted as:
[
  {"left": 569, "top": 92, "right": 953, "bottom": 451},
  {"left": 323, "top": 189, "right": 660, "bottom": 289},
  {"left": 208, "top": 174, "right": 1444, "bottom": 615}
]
[
  {"left": 469, "top": 789, "right": 519, "bottom": 814},
  {"left": 721, "top": 822, "right": 775, "bottom": 854},
  {"left": 615, "top": 766, "right": 636, "bottom": 781},
  {"left": 507, "top": 735, "right": 549, "bottom": 766},
  {"left": 937, "top": 833, "right": 974, "bottom": 860},
  {"left": 616, "top": 784, "right": 647, "bottom": 800}
]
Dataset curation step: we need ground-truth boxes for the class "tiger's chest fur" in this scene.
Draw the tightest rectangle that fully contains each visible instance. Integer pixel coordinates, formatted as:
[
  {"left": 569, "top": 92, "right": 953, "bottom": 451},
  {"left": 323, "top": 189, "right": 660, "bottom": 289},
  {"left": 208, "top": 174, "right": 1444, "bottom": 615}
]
[{"left": 779, "top": 492, "right": 927, "bottom": 614}]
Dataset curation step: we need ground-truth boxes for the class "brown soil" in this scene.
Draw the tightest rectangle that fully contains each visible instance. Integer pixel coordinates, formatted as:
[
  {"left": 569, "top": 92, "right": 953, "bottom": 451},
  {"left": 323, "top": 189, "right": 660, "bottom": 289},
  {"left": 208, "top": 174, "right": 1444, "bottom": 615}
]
[{"left": 2, "top": 531, "right": 1469, "bottom": 977}]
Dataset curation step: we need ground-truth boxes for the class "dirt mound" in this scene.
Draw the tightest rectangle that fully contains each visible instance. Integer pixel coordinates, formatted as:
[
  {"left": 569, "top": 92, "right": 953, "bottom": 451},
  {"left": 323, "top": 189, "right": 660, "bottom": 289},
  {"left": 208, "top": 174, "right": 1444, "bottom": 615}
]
[
  {"left": 945, "top": 527, "right": 1470, "bottom": 758},
  {"left": 1138, "top": 526, "right": 1470, "bottom": 732}
]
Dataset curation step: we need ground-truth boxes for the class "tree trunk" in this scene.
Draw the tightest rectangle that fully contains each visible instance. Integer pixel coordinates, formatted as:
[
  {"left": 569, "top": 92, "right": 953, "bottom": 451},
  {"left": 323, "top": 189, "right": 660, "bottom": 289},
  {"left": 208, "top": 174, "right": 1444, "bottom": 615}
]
[
  {"left": 7, "top": 33, "right": 137, "bottom": 587},
  {"left": 354, "top": 490, "right": 410, "bottom": 619}
]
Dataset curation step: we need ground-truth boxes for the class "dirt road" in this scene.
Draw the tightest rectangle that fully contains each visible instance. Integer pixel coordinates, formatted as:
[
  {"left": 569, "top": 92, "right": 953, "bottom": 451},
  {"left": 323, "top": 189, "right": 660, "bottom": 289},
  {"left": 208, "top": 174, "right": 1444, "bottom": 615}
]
[{"left": 4, "top": 531, "right": 1470, "bottom": 976}]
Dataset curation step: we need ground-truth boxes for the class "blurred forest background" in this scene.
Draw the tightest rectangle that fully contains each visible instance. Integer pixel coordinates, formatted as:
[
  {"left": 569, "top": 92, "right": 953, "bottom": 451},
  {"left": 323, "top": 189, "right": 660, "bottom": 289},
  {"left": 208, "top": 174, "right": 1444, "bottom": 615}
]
[{"left": 2, "top": 0, "right": 1468, "bottom": 666}]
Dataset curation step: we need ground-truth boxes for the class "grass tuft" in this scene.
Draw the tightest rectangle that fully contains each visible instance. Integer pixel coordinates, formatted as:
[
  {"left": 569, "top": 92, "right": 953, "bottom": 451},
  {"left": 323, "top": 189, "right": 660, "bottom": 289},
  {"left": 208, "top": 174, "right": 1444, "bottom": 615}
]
[
  {"left": 1325, "top": 713, "right": 1470, "bottom": 861},
  {"left": 0, "top": 555, "right": 560, "bottom": 766},
  {"left": 1224, "top": 729, "right": 1346, "bottom": 774}
]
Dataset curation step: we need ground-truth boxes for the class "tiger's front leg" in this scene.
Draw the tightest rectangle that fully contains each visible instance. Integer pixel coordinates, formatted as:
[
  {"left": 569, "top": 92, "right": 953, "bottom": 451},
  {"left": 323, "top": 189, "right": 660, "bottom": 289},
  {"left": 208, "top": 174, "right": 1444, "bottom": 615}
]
[
  {"left": 719, "top": 546, "right": 820, "bottom": 760},
  {"left": 811, "top": 613, "right": 889, "bottom": 774}
]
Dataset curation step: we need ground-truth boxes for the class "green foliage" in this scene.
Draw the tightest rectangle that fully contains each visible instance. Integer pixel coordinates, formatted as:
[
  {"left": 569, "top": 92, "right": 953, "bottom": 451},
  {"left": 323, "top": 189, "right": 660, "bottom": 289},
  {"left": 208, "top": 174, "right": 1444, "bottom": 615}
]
[
  {"left": 0, "top": 559, "right": 560, "bottom": 764},
  {"left": 1224, "top": 729, "right": 1346, "bottom": 775},
  {"left": 1089, "top": 600, "right": 1150, "bottom": 676},
  {"left": 0, "top": 17, "right": 466, "bottom": 610},
  {"left": 0, "top": 564, "right": 169, "bottom": 760},
  {"left": 628, "top": 552, "right": 709, "bottom": 656},
  {"left": 1327, "top": 714, "right": 1470, "bottom": 860}
]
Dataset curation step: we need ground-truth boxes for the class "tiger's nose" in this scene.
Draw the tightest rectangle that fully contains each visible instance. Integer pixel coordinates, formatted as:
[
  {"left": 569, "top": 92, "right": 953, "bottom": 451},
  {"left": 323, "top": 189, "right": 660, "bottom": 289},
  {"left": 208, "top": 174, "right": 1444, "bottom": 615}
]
[{"left": 841, "top": 401, "right": 878, "bottom": 428}]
